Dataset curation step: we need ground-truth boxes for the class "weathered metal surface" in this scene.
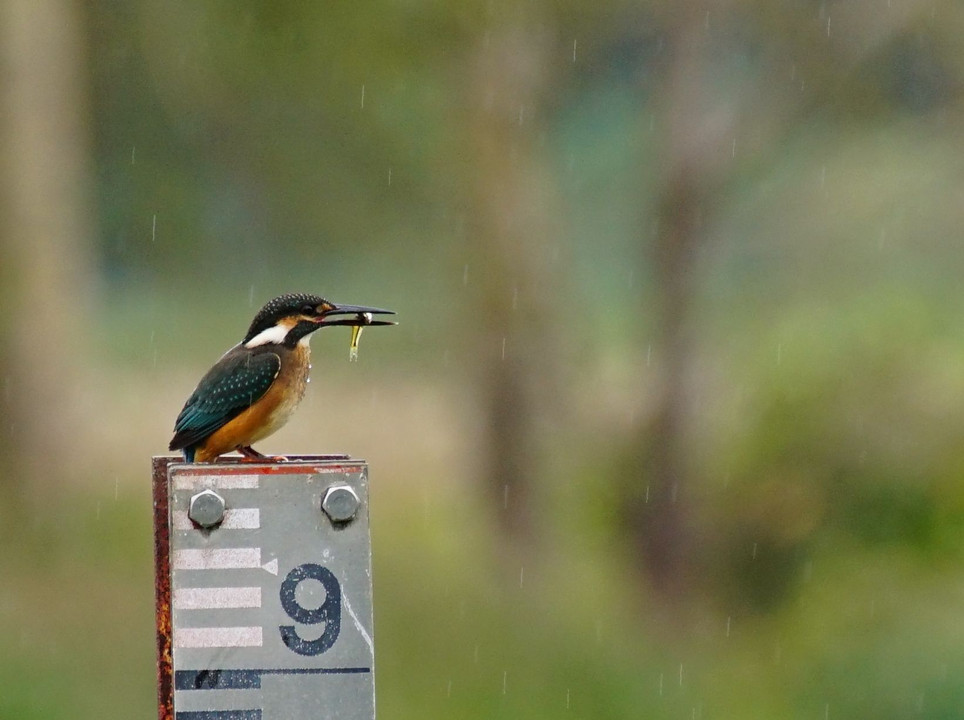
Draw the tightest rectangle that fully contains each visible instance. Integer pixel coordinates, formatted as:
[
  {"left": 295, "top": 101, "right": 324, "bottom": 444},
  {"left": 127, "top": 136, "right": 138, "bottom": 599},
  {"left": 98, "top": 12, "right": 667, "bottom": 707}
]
[
  {"left": 153, "top": 456, "right": 176, "bottom": 720},
  {"left": 154, "top": 455, "right": 375, "bottom": 720}
]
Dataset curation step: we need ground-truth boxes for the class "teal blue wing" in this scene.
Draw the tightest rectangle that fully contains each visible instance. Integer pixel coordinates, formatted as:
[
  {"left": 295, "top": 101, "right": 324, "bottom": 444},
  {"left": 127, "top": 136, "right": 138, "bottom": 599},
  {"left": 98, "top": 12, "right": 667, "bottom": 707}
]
[{"left": 169, "top": 349, "right": 280, "bottom": 452}]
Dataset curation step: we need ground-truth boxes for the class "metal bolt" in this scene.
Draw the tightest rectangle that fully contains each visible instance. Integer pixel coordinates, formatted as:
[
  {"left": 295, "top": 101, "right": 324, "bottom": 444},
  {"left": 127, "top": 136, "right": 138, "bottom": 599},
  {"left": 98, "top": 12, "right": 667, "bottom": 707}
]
[
  {"left": 322, "top": 484, "right": 360, "bottom": 523},
  {"left": 189, "top": 489, "right": 226, "bottom": 528}
]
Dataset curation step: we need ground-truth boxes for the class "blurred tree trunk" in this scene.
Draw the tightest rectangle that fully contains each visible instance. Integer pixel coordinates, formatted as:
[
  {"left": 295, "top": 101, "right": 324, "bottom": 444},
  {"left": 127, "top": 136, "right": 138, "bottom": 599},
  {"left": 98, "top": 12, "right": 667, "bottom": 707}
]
[
  {"left": 620, "top": 0, "right": 928, "bottom": 605},
  {"left": 462, "top": 21, "right": 562, "bottom": 545},
  {"left": 0, "top": 0, "right": 96, "bottom": 511},
  {"left": 624, "top": 4, "right": 734, "bottom": 601}
]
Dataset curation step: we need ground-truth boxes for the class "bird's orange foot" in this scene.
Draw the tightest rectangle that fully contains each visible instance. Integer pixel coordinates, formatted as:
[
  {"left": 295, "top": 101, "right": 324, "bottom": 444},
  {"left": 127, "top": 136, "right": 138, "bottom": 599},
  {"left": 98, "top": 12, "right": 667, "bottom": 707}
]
[{"left": 237, "top": 445, "right": 288, "bottom": 463}]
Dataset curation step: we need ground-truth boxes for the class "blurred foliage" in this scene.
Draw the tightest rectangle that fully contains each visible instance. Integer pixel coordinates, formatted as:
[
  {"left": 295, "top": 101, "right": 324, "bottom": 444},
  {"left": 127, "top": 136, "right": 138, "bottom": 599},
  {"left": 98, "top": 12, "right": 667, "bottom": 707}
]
[{"left": 3, "top": 0, "right": 964, "bottom": 718}]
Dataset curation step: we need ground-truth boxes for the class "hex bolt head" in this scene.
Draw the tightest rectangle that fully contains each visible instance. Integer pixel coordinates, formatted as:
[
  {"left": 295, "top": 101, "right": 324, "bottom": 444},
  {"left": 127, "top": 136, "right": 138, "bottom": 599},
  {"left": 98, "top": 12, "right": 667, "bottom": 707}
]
[
  {"left": 322, "top": 484, "right": 360, "bottom": 523},
  {"left": 189, "top": 489, "right": 226, "bottom": 528}
]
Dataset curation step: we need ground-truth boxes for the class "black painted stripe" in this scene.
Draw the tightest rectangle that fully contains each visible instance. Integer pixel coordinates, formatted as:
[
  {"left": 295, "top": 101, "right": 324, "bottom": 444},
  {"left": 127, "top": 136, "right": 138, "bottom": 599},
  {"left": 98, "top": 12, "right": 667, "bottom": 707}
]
[
  {"left": 262, "top": 667, "right": 371, "bottom": 676},
  {"left": 176, "top": 669, "right": 261, "bottom": 690},
  {"left": 176, "top": 667, "right": 372, "bottom": 691},
  {"left": 175, "top": 711, "right": 261, "bottom": 720}
]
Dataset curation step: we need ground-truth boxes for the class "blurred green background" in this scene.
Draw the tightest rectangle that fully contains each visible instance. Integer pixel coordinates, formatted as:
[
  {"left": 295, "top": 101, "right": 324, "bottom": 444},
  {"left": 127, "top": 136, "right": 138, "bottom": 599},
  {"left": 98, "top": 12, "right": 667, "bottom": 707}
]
[{"left": 3, "top": 0, "right": 964, "bottom": 717}]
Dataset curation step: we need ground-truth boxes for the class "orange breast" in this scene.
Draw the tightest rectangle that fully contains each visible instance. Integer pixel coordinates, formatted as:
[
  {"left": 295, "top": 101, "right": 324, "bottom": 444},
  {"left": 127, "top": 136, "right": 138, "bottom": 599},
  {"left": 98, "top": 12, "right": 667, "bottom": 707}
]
[{"left": 195, "top": 344, "right": 311, "bottom": 462}]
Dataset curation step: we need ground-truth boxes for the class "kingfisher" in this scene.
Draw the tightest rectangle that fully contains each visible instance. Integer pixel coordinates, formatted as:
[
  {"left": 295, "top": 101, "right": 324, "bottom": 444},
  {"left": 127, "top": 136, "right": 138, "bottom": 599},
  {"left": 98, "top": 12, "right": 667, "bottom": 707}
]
[{"left": 169, "top": 292, "right": 395, "bottom": 463}]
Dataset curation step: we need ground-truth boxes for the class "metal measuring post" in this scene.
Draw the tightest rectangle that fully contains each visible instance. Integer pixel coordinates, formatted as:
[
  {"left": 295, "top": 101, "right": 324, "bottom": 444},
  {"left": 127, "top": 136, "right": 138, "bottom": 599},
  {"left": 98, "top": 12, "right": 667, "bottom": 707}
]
[{"left": 152, "top": 456, "right": 376, "bottom": 720}]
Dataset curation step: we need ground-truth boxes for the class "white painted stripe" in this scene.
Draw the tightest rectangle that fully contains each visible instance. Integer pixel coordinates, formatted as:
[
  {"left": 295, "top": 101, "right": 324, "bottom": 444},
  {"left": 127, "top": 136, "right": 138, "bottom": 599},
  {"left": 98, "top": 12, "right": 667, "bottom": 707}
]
[
  {"left": 172, "top": 508, "right": 261, "bottom": 530},
  {"left": 173, "top": 474, "right": 260, "bottom": 490},
  {"left": 173, "top": 547, "right": 261, "bottom": 570},
  {"left": 174, "top": 626, "right": 263, "bottom": 648},
  {"left": 174, "top": 586, "right": 262, "bottom": 610}
]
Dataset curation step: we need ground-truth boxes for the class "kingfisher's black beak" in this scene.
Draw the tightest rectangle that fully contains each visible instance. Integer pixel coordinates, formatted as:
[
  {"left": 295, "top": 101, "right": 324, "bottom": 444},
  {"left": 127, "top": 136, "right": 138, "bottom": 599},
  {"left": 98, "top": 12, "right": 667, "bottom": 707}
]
[{"left": 318, "top": 303, "right": 396, "bottom": 327}]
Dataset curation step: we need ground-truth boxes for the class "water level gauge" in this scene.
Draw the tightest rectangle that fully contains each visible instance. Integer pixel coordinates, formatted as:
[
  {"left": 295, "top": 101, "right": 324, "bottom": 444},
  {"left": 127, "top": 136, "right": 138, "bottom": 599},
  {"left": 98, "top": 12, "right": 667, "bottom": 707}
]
[{"left": 152, "top": 456, "right": 376, "bottom": 720}]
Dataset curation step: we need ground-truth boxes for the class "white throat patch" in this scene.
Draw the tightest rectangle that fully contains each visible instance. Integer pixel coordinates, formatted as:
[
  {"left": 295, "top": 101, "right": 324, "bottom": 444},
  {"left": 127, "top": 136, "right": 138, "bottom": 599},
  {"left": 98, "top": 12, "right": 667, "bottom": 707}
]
[{"left": 244, "top": 323, "right": 290, "bottom": 348}]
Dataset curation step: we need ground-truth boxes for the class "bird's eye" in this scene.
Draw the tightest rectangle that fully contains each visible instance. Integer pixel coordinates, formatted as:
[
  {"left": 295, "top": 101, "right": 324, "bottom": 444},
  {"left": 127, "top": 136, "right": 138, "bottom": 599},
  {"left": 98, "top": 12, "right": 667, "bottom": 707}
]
[{"left": 301, "top": 303, "right": 317, "bottom": 315}]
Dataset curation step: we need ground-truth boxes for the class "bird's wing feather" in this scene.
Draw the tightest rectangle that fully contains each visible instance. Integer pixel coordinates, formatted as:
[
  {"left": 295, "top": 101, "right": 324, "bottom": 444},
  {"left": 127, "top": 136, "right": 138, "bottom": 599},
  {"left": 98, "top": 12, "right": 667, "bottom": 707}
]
[{"left": 169, "top": 348, "right": 281, "bottom": 451}]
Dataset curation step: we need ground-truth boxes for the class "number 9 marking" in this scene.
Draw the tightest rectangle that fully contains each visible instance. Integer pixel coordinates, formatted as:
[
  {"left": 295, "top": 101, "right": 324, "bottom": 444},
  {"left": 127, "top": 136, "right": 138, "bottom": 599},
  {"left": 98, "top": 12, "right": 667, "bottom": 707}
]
[{"left": 279, "top": 563, "right": 342, "bottom": 656}]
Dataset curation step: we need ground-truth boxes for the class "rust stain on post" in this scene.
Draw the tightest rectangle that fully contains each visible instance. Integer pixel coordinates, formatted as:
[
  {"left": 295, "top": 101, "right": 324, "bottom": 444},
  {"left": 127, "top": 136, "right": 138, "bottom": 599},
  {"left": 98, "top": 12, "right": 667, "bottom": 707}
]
[{"left": 152, "top": 456, "right": 174, "bottom": 720}]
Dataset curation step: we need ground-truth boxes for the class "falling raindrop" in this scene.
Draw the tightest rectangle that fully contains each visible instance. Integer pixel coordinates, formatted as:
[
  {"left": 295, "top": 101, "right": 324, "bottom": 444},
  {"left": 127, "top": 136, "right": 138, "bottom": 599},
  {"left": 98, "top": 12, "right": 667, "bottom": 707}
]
[
  {"left": 658, "top": 673, "right": 664, "bottom": 696},
  {"left": 361, "top": 84, "right": 366, "bottom": 109},
  {"left": 152, "top": 214, "right": 157, "bottom": 243},
  {"left": 726, "top": 616, "right": 731, "bottom": 637},
  {"left": 501, "top": 337, "right": 506, "bottom": 360},
  {"left": 387, "top": 167, "right": 392, "bottom": 186},
  {"left": 462, "top": 264, "right": 469, "bottom": 286},
  {"left": 566, "top": 689, "right": 571, "bottom": 709},
  {"left": 519, "top": 565, "right": 524, "bottom": 588},
  {"left": 131, "top": 146, "right": 136, "bottom": 165},
  {"left": 502, "top": 670, "right": 507, "bottom": 695}
]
